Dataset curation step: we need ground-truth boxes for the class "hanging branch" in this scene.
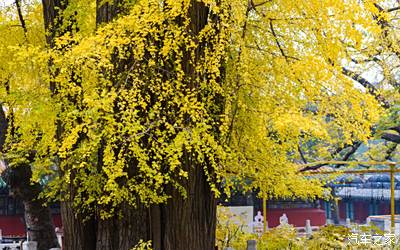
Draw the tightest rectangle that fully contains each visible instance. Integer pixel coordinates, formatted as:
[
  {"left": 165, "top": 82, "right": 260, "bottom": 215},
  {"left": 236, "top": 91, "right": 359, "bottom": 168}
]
[{"left": 382, "top": 133, "right": 400, "bottom": 144}]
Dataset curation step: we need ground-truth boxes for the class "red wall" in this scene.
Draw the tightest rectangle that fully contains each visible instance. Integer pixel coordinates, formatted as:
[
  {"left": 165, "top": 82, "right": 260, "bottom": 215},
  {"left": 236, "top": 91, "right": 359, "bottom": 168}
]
[
  {"left": 353, "top": 201, "right": 369, "bottom": 223},
  {"left": 338, "top": 200, "right": 392, "bottom": 223},
  {"left": 0, "top": 215, "right": 62, "bottom": 237},
  {"left": 380, "top": 203, "right": 390, "bottom": 215},
  {"left": 266, "top": 208, "right": 326, "bottom": 228}
]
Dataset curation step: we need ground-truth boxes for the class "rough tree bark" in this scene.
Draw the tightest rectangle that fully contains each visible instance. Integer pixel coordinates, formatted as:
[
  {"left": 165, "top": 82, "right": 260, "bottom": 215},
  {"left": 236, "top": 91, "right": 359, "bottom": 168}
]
[
  {"left": 96, "top": 0, "right": 126, "bottom": 26},
  {"left": 94, "top": 1, "right": 218, "bottom": 249},
  {"left": 95, "top": 203, "right": 150, "bottom": 250},
  {"left": 154, "top": 164, "right": 217, "bottom": 250},
  {"left": 152, "top": 2, "right": 217, "bottom": 249},
  {"left": 42, "top": 0, "right": 69, "bottom": 48},
  {"left": 50, "top": 1, "right": 149, "bottom": 249},
  {"left": 61, "top": 201, "right": 97, "bottom": 250},
  {"left": 56, "top": 0, "right": 219, "bottom": 249},
  {"left": 84, "top": 2, "right": 151, "bottom": 250}
]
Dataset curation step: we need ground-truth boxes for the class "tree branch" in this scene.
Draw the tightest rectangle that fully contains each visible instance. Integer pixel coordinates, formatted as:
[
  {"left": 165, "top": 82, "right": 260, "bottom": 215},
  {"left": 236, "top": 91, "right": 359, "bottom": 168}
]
[
  {"left": 252, "top": 0, "right": 271, "bottom": 8},
  {"left": 15, "top": 0, "right": 28, "bottom": 38},
  {"left": 269, "top": 19, "right": 288, "bottom": 61},
  {"left": 342, "top": 67, "right": 390, "bottom": 108},
  {"left": 299, "top": 142, "right": 362, "bottom": 172},
  {"left": 298, "top": 144, "right": 308, "bottom": 164},
  {"left": 382, "top": 133, "right": 400, "bottom": 143},
  {"left": 331, "top": 141, "right": 362, "bottom": 168},
  {"left": 389, "top": 126, "right": 400, "bottom": 134},
  {"left": 300, "top": 3, "right": 399, "bottom": 173},
  {"left": 387, "top": 6, "right": 400, "bottom": 12},
  {"left": 384, "top": 143, "right": 397, "bottom": 160}
]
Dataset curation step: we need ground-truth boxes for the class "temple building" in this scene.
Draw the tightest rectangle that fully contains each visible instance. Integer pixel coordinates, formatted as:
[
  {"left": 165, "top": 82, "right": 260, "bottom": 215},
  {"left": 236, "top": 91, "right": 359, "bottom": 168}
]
[{"left": 322, "top": 174, "right": 400, "bottom": 224}]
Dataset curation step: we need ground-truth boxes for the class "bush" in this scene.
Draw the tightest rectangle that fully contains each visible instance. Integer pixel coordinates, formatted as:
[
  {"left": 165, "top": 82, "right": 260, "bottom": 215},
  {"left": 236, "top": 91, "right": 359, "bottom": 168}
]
[
  {"left": 216, "top": 211, "right": 398, "bottom": 250},
  {"left": 131, "top": 240, "right": 152, "bottom": 250}
]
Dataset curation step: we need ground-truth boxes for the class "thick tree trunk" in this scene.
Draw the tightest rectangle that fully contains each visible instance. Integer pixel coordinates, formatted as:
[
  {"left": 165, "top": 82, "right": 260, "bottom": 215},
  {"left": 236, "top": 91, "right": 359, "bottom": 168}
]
[
  {"left": 42, "top": 0, "right": 69, "bottom": 48},
  {"left": 24, "top": 199, "right": 59, "bottom": 249},
  {"left": 96, "top": 203, "right": 149, "bottom": 250},
  {"left": 96, "top": 0, "right": 125, "bottom": 26},
  {"left": 61, "top": 201, "right": 97, "bottom": 250},
  {"left": 155, "top": 165, "right": 217, "bottom": 250},
  {"left": 62, "top": 201, "right": 149, "bottom": 250},
  {"left": 89, "top": 1, "right": 153, "bottom": 249},
  {"left": 41, "top": 2, "right": 93, "bottom": 249},
  {"left": 61, "top": 1, "right": 127, "bottom": 249},
  {"left": 151, "top": 2, "right": 217, "bottom": 249},
  {"left": 62, "top": 1, "right": 218, "bottom": 249},
  {"left": 2, "top": 163, "right": 59, "bottom": 250},
  {"left": 154, "top": 2, "right": 218, "bottom": 248}
]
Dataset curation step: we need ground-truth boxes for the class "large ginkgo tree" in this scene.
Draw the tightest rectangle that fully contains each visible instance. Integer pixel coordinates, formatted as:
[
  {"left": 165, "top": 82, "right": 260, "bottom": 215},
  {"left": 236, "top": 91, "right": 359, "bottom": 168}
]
[{"left": 0, "top": 0, "right": 388, "bottom": 249}]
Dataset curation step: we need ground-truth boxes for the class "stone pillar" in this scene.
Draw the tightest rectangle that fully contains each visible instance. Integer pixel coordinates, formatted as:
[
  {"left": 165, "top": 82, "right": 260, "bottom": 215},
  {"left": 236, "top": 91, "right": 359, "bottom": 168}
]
[
  {"left": 384, "top": 219, "right": 391, "bottom": 232},
  {"left": 247, "top": 239, "right": 257, "bottom": 250},
  {"left": 346, "top": 218, "right": 351, "bottom": 227}
]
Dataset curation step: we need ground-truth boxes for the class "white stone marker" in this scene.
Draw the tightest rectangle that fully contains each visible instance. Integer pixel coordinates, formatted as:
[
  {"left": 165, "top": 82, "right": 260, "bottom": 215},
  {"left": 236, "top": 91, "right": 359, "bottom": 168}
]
[
  {"left": 305, "top": 219, "right": 312, "bottom": 238},
  {"left": 22, "top": 241, "right": 37, "bottom": 250}
]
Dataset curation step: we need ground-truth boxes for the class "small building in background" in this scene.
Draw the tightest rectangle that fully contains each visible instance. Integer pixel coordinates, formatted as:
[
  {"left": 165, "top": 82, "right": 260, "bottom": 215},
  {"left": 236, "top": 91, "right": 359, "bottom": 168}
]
[{"left": 322, "top": 174, "right": 400, "bottom": 224}]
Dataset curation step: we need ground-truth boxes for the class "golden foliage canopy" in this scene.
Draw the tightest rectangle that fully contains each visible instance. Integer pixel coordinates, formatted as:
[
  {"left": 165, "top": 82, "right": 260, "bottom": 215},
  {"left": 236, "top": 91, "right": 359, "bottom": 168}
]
[{"left": 0, "top": 0, "right": 386, "bottom": 215}]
